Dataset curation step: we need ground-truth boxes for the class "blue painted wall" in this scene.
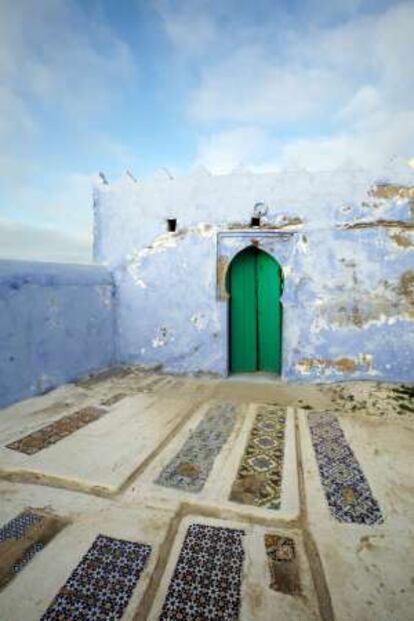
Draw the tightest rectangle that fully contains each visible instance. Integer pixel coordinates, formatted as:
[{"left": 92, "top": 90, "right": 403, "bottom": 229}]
[
  {"left": 94, "top": 167, "right": 414, "bottom": 383},
  {"left": 0, "top": 260, "right": 115, "bottom": 407}
]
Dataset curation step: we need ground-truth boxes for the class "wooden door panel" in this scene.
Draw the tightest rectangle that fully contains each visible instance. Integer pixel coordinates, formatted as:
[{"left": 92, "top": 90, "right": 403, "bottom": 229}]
[
  {"left": 257, "top": 251, "right": 281, "bottom": 373},
  {"left": 229, "top": 248, "right": 257, "bottom": 372}
]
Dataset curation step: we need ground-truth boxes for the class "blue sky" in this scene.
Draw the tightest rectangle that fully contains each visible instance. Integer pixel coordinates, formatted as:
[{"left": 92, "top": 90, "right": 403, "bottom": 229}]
[{"left": 1, "top": 0, "right": 413, "bottom": 262}]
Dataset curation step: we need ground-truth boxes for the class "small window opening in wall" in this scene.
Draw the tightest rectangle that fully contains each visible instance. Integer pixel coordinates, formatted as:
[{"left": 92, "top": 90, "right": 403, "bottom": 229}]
[
  {"left": 167, "top": 218, "right": 177, "bottom": 232},
  {"left": 251, "top": 216, "right": 261, "bottom": 227}
]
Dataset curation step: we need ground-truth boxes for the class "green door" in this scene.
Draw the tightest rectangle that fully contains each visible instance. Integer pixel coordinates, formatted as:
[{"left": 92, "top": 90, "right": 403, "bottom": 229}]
[
  {"left": 257, "top": 250, "right": 282, "bottom": 373},
  {"left": 229, "top": 247, "right": 281, "bottom": 374}
]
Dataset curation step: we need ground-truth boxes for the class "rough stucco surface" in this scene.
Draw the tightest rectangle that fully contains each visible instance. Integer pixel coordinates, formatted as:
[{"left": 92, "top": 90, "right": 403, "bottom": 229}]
[
  {"left": 0, "top": 260, "right": 115, "bottom": 407},
  {"left": 94, "top": 165, "right": 414, "bottom": 382}
]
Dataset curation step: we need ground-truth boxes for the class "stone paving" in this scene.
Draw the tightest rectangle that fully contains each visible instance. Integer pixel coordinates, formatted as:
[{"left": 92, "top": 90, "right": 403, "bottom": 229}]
[{"left": 0, "top": 369, "right": 413, "bottom": 620}]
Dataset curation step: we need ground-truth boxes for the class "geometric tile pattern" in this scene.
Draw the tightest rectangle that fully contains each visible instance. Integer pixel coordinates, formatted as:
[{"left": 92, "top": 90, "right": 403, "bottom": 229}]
[
  {"left": 160, "top": 524, "right": 245, "bottom": 621},
  {"left": 0, "top": 510, "right": 65, "bottom": 588},
  {"left": 0, "top": 510, "right": 43, "bottom": 543},
  {"left": 264, "top": 534, "right": 301, "bottom": 594},
  {"left": 12, "top": 542, "right": 44, "bottom": 574},
  {"left": 6, "top": 406, "right": 107, "bottom": 455},
  {"left": 141, "top": 377, "right": 169, "bottom": 392},
  {"left": 308, "top": 412, "right": 384, "bottom": 525},
  {"left": 229, "top": 405, "right": 286, "bottom": 510},
  {"left": 40, "top": 535, "right": 151, "bottom": 621},
  {"left": 101, "top": 393, "right": 128, "bottom": 407},
  {"left": 155, "top": 402, "right": 238, "bottom": 492}
]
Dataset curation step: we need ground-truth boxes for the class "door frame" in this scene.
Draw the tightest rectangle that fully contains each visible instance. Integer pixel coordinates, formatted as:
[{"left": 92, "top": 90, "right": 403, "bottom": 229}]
[{"left": 226, "top": 244, "right": 283, "bottom": 375}]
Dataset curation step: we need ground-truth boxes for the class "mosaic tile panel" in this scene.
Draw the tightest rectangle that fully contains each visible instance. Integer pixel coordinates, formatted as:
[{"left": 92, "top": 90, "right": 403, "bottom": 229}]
[
  {"left": 229, "top": 405, "right": 286, "bottom": 510},
  {"left": 6, "top": 406, "right": 107, "bottom": 455},
  {"left": 0, "top": 510, "right": 65, "bottom": 589},
  {"left": 142, "top": 376, "right": 169, "bottom": 391},
  {"left": 41, "top": 534, "right": 151, "bottom": 621},
  {"left": 12, "top": 542, "right": 44, "bottom": 574},
  {"left": 155, "top": 402, "right": 237, "bottom": 492},
  {"left": 264, "top": 534, "right": 301, "bottom": 595},
  {"left": 160, "top": 524, "right": 245, "bottom": 621},
  {"left": 101, "top": 392, "right": 128, "bottom": 406},
  {"left": 308, "top": 412, "right": 384, "bottom": 524},
  {"left": 0, "top": 510, "right": 43, "bottom": 543}
]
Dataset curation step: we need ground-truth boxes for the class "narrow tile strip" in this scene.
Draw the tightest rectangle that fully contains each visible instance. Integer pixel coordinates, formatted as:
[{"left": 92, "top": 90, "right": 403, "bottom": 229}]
[
  {"left": 101, "top": 392, "right": 128, "bottom": 406},
  {"left": 229, "top": 405, "right": 286, "bottom": 510},
  {"left": 308, "top": 412, "right": 383, "bottom": 524},
  {"left": 264, "top": 534, "right": 301, "bottom": 595},
  {"left": 160, "top": 524, "right": 245, "bottom": 621},
  {"left": 41, "top": 534, "right": 151, "bottom": 621},
  {"left": 155, "top": 402, "right": 237, "bottom": 492},
  {"left": 0, "top": 510, "right": 42, "bottom": 542},
  {"left": 0, "top": 509, "right": 66, "bottom": 589},
  {"left": 6, "top": 406, "right": 107, "bottom": 454}
]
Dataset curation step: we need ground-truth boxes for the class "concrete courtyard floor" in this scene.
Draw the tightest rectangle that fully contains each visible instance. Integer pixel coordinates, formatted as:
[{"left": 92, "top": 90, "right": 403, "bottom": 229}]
[{"left": 0, "top": 369, "right": 413, "bottom": 620}]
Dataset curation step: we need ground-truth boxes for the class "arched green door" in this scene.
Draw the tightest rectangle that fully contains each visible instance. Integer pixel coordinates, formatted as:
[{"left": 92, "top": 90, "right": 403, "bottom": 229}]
[{"left": 229, "top": 247, "right": 282, "bottom": 374}]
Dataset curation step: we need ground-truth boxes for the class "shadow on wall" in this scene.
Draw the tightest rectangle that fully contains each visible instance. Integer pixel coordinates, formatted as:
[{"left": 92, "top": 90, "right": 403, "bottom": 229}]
[{"left": 0, "top": 260, "right": 116, "bottom": 408}]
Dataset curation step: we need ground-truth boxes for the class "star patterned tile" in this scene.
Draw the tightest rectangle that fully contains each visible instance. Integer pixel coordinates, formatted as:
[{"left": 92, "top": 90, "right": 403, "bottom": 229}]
[
  {"left": 229, "top": 405, "right": 286, "bottom": 510},
  {"left": 160, "top": 523, "right": 245, "bottom": 621}
]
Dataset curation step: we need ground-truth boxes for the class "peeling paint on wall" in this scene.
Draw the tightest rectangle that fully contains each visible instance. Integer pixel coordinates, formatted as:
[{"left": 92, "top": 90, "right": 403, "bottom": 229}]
[
  {"left": 296, "top": 354, "right": 373, "bottom": 375},
  {"left": 390, "top": 232, "right": 414, "bottom": 248},
  {"left": 191, "top": 313, "right": 208, "bottom": 331},
  {"left": 152, "top": 325, "right": 174, "bottom": 348},
  {"left": 217, "top": 256, "right": 229, "bottom": 301}
]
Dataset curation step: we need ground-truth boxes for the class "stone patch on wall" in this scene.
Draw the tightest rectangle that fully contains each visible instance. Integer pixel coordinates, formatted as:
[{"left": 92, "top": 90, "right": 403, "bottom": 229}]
[
  {"left": 369, "top": 183, "right": 414, "bottom": 212},
  {"left": 296, "top": 356, "right": 373, "bottom": 376}
]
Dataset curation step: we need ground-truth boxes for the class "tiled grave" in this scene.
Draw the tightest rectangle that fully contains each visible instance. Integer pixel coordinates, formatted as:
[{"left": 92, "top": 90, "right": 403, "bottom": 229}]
[
  {"left": 76, "top": 367, "right": 134, "bottom": 388},
  {"left": 160, "top": 523, "right": 245, "bottom": 621},
  {"left": 101, "top": 393, "right": 128, "bottom": 406},
  {"left": 11, "top": 541, "right": 44, "bottom": 575},
  {"left": 140, "top": 376, "right": 169, "bottom": 392},
  {"left": 308, "top": 412, "right": 383, "bottom": 524},
  {"left": 41, "top": 534, "right": 151, "bottom": 621},
  {"left": 229, "top": 405, "right": 286, "bottom": 510},
  {"left": 0, "top": 510, "right": 42, "bottom": 542},
  {"left": 156, "top": 402, "right": 237, "bottom": 492},
  {"left": 264, "top": 534, "right": 301, "bottom": 595},
  {"left": 0, "top": 509, "right": 65, "bottom": 589},
  {"left": 6, "top": 406, "right": 107, "bottom": 455}
]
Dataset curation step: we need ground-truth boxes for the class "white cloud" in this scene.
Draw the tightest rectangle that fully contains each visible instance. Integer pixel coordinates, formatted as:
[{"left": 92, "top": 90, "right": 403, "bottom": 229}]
[
  {"left": 0, "top": 219, "right": 91, "bottom": 264},
  {"left": 0, "top": 0, "right": 135, "bottom": 261},
  {"left": 189, "top": 1, "right": 414, "bottom": 172},
  {"left": 190, "top": 46, "right": 347, "bottom": 124},
  {"left": 3, "top": 171, "right": 95, "bottom": 234},
  {"left": 195, "top": 127, "right": 269, "bottom": 173},
  {"left": 154, "top": 0, "right": 217, "bottom": 56},
  {"left": 278, "top": 110, "right": 414, "bottom": 171},
  {"left": 0, "top": 0, "right": 133, "bottom": 118}
]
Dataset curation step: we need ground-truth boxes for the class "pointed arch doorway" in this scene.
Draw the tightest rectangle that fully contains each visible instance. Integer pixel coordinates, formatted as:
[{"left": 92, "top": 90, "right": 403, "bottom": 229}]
[{"left": 228, "top": 246, "right": 282, "bottom": 374}]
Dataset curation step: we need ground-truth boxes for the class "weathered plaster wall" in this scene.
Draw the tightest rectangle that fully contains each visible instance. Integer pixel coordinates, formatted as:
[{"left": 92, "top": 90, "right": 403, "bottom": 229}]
[
  {"left": 94, "top": 165, "right": 414, "bottom": 383},
  {"left": 0, "top": 260, "right": 115, "bottom": 407}
]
